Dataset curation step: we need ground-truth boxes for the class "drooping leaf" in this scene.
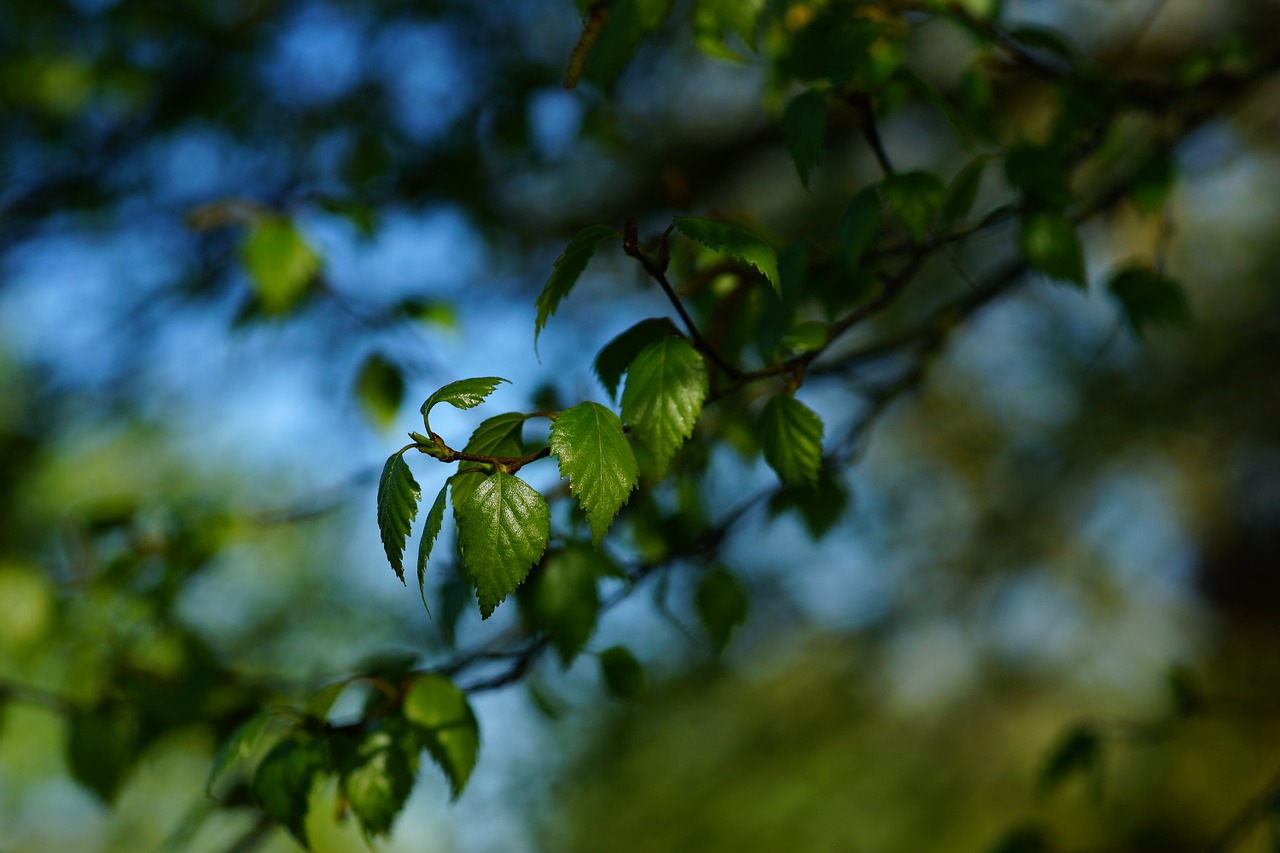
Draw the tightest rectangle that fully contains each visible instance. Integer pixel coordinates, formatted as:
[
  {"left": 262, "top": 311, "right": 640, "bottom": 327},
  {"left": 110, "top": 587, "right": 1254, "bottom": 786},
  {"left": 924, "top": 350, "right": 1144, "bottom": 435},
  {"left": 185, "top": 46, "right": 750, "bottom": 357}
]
[
  {"left": 1019, "top": 212, "right": 1086, "bottom": 287},
  {"left": 66, "top": 709, "right": 136, "bottom": 803},
  {"left": 341, "top": 726, "right": 416, "bottom": 838},
  {"left": 599, "top": 645, "right": 645, "bottom": 699},
  {"left": 521, "top": 544, "right": 611, "bottom": 666},
  {"left": 619, "top": 337, "right": 709, "bottom": 479},
  {"left": 759, "top": 395, "right": 824, "bottom": 486},
  {"left": 673, "top": 216, "right": 780, "bottom": 296},
  {"left": 1108, "top": 264, "right": 1190, "bottom": 337},
  {"left": 782, "top": 88, "right": 827, "bottom": 188},
  {"left": 880, "top": 171, "right": 946, "bottom": 243},
  {"left": 449, "top": 412, "right": 526, "bottom": 511},
  {"left": 403, "top": 675, "right": 480, "bottom": 799},
  {"left": 593, "top": 318, "right": 680, "bottom": 399},
  {"left": 840, "top": 186, "right": 883, "bottom": 270},
  {"left": 206, "top": 711, "right": 270, "bottom": 798},
  {"left": 418, "top": 480, "right": 451, "bottom": 616},
  {"left": 377, "top": 451, "right": 421, "bottom": 583},
  {"left": 420, "top": 376, "right": 509, "bottom": 435},
  {"left": 550, "top": 401, "right": 638, "bottom": 546},
  {"left": 355, "top": 353, "right": 404, "bottom": 430},
  {"left": 239, "top": 216, "right": 321, "bottom": 315},
  {"left": 535, "top": 225, "right": 619, "bottom": 346},
  {"left": 695, "top": 565, "right": 748, "bottom": 653},
  {"left": 767, "top": 467, "right": 849, "bottom": 539},
  {"left": 1038, "top": 724, "right": 1101, "bottom": 796},
  {"left": 455, "top": 473, "right": 550, "bottom": 618},
  {"left": 941, "top": 158, "right": 987, "bottom": 226},
  {"left": 252, "top": 737, "right": 329, "bottom": 848}
]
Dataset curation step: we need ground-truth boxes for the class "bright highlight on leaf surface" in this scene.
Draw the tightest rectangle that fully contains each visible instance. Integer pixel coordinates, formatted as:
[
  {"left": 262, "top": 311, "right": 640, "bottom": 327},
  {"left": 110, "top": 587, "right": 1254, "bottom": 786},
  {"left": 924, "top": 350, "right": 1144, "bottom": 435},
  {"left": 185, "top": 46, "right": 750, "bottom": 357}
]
[
  {"left": 420, "top": 376, "right": 509, "bottom": 435},
  {"left": 550, "top": 401, "right": 638, "bottom": 546},
  {"left": 455, "top": 472, "right": 550, "bottom": 618},
  {"left": 377, "top": 451, "right": 421, "bottom": 583},
  {"left": 620, "top": 336, "right": 708, "bottom": 479},
  {"left": 1019, "top": 212, "right": 1086, "bottom": 287},
  {"left": 782, "top": 88, "right": 827, "bottom": 188},
  {"left": 240, "top": 216, "right": 321, "bottom": 315},
  {"left": 759, "top": 394, "right": 824, "bottom": 486},
  {"left": 403, "top": 675, "right": 480, "bottom": 799},
  {"left": 673, "top": 216, "right": 781, "bottom": 297},
  {"left": 535, "top": 224, "right": 619, "bottom": 346}
]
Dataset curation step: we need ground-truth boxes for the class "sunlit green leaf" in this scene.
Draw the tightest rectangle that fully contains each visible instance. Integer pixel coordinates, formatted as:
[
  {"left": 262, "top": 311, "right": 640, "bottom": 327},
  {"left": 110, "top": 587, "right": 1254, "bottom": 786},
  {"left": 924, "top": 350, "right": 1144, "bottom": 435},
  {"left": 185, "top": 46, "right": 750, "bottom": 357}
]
[
  {"left": 403, "top": 675, "right": 480, "bottom": 799},
  {"left": 1107, "top": 265, "right": 1190, "bottom": 337},
  {"left": 881, "top": 171, "right": 946, "bottom": 243},
  {"left": 207, "top": 712, "right": 270, "bottom": 798},
  {"left": 620, "top": 337, "right": 709, "bottom": 479},
  {"left": 240, "top": 216, "right": 320, "bottom": 315},
  {"left": 1019, "top": 212, "right": 1086, "bottom": 287},
  {"left": 450, "top": 412, "right": 526, "bottom": 512},
  {"left": 377, "top": 451, "right": 421, "bottom": 583},
  {"left": 455, "top": 472, "right": 550, "bottom": 618},
  {"left": 550, "top": 401, "right": 638, "bottom": 546},
  {"left": 355, "top": 354, "right": 404, "bottom": 430},
  {"left": 420, "top": 376, "right": 509, "bottom": 435},
  {"left": 341, "top": 726, "right": 416, "bottom": 838},
  {"left": 782, "top": 89, "right": 827, "bottom": 188},
  {"left": 418, "top": 480, "right": 451, "bottom": 616},
  {"left": 522, "top": 543, "right": 611, "bottom": 667},
  {"left": 535, "top": 225, "right": 619, "bottom": 347},
  {"left": 759, "top": 395, "right": 824, "bottom": 486},
  {"left": 253, "top": 737, "right": 328, "bottom": 847},
  {"left": 673, "top": 216, "right": 780, "bottom": 296},
  {"left": 600, "top": 645, "right": 645, "bottom": 699},
  {"left": 594, "top": 318, "right": 680, "bottom": 400},
  {"left": 695, "top": 566, "right": 748, "bottom": 653}
]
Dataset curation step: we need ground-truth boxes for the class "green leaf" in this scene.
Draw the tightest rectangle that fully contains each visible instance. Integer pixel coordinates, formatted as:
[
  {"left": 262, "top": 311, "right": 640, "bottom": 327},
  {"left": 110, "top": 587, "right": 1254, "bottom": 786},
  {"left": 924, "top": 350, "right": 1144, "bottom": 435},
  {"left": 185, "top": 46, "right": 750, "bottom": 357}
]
[
  {"left": 1038, "top": 724, "right": 1100, "bottom": 796},
  {"left": 780, "top": 320, "right": 827, "bottom": 353},
  {"left": 449, "top": 412, "right": 526, "bottom": 512},
  {"left": 206, "top": 711, "right": 270, "bottom": 798},
  {"left": 593, "top": 318, "right": 680, "bottom": 400},
  {"left": 418, "top": 480, "right": 451, "bottom": 616},
  {"left": 759, "top": 395, "right": 824, "bottom": 486},
  {"left": 303, "top": 681, "right": 351, "bottom": 721},
  {"left": 1130, "top": 150, "right": 1176, "bottom": 214},
  {"left": 673, "top": 216, "right": 780, "bottom": 297},
  {"left": 377, "top": 451, "right": 421, "bottom": 583},
  {"left": 880, "top": 171, "right": 946, "bottom": 243},
  {"left": 535, "top": 225, "right": 619, "bottom": 346},
  {"left": 550, "top": 402, "right": 638, "bottom": 546},
  {"left": 782, "top": 89, "right": 827, "bottom": 188},
  {"left": 455, "top": 473, "right": 550, "bottom": 618},
  {"left": 767, "top": 467, "right": 849, "bottom": 539},
  {"left": 521, "top": 544, "right": 609, "bottom": 667},
  {"left": 941, "top": 159, "right": 986, "bottom": 226},
  {"left": 420, "top": 376, "right": 509, "bottom": 435},
  {"left": 693, "top": 0, "right": 763, "bottom": 59},
  {"left": 840, "top": 187, "right": 883, "bottom": 270},
  {"left": 253, "top": 737, "right": 328, "bottom": 847},
  {"left": 619, "top": 337, "right": 709, "bottom": 479},
  {"left": 355, "top": 354, "right": 404, "bottom": 430},
  {"left": 1019, "top": 212, "right": 1086, "bottom": 287},
  {"left": 342, "top": 726, "right": 416, "bottom": 838},
  {"left": 240, "top": 216, "right": 321, "bottom": 315},
  {"left": 599, "top": 645, "right": 645, "bottom": 699},
  {"left": 396, "top": 297, "right": 458, "bottom": 329},
  {"left": 403, "top": 675, "right": 480, "bottom": 799},
  {"left": 66, "top": 709, "right": 136, "bottom": 803},
  {"left": 1107, "top": 265, "right": 1190, "bottom": 337},
  {"left": 579, "top": 0, "right": 675, "bottom": 90},
  {"left": 1004, "top": 144, "right": 1070, "bottom": 212},
  {"left": 695, "top": 566, "right": 748, "bottom": 653}
]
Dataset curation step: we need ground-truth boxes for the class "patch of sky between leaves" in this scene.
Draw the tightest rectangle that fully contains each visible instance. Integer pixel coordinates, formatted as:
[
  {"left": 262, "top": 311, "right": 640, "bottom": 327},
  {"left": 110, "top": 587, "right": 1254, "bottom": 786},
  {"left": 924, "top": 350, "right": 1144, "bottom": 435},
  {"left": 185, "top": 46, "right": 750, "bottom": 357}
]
[
  {"left": 264, "top": 2, "right": 365, "bottom": 108},
  {"left": 376, "top": 22, "right": 481, "bottom": 143}
]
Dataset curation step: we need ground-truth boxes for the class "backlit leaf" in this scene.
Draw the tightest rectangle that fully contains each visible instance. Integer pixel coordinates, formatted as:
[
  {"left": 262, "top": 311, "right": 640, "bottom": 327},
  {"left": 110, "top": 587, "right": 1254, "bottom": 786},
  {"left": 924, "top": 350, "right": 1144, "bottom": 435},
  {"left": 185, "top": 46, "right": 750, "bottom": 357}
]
[
  {"left": 600, "top": 645, "right": 645, "bottom": 699},
  {"left": 673, "top": 216, "right": 780, "bottom": 296},
  {"left": 881, "top": 171, "right": 946, "bottom": 243},
  {"left": 593, "top": 318, "right": 680, "bottom": 400},
  {"left": 240, "top": 216, "right": 320, "bottom": 315},
  {"left": 455, "top": 473, "right": 550, "bottom": 618},
  {"left": 535, "top": 225, "right": 619, "bottom": 346},
  {"left": 619, "top": 337, "right": 709, "bottom": 479},
  {"left": 418, "top": 480, "right": 451, "bottom": 616},
  {"left": 253, "top": 737, "right": 328, "bottom": 847},
  {"left": 759, "top": 395, "right": 824, "bottom": 486},
  {"left": 355, "top": 354, "right": 404, "bottom": 430},
  {"left": 550, "top": 401, "right": 638, "bottom": 546},
  {"left": 206, "top": 711, "right": 270, "bottom": 798},
  {"left": 420, "top": 377, "right": 509, "bottom": 435},
  {"left": 695, "top": 565, "right": 748, "bottom": 653},
  {"left": 782, "top": 89, "right": 827, "bottom": 188},
  {"left": 403, "top": 675, "right": 480, "bottom": 799},
  {"left": 1019, "top": 212, "right": 1086, "bottom": 287},
  {"left": 377, "top": 451, "right": 421, "bottom": 583},
  {"left": 342, "top": 726, "right": 416, "bottom": 838}
]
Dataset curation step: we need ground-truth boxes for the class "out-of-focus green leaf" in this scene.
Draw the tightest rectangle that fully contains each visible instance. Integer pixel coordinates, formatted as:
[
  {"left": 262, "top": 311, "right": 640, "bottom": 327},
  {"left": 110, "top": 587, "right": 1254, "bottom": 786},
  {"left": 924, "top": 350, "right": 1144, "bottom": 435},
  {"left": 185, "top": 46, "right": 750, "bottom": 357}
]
[
  {"left": 1130, "top": 150, "right": 1176, "bottom": 214},
  {"left": 455, "top": 473, "right": 550, "bottom": 618},
  {"left": 673, "top": 216, "right": 780, "bottom": 296},
  {"left": 396, "top": 298, "right": 458, "bottom": 329},
  {"left": 1038, "top": 724, "right": 1100, "bottom": 796},
  {"left": 780, "top": 320, "right": 827, "bottom": 353},
  {"left": 341, "top": 725, "right": 416, "bottom": 838},
  {"left": 881, "top": 171, "right": 946, "bottom": 243},
  {"left": 239, "top": 216, "right": 320, "bottom": 315},
  {"left": 355, "top": 354, "right": 404, "bottom": 430},
  {"left": 1107, "top": 264, "right": 1190, "bottom": 336},
  {"left": 403, "top": 675, "right": 480, "bottom": 799},
  {"left": 693, "top": 0, "right": 764, "bottom": 59},
  {"left": 252, "top": 737, "right": 329, "bottom": 848},
  {"left": 1019, "top": 212, "right": 1086, "bottom": 287},
  {"left": 66, "top": 709, "right": 136, "bottom": 803},
  {"left": 695, "top": 566, "right": 748, "bottom": 653},
  {"left": 377, "top": 451, "right": 421, "bottom": 583},
  {"left": 600, "top": 645, "right": 645, "bottom": 699},
  {"left": 550, "top": 402, "right": 637, "bottom": 546},
  {"left": 620, "top": 337, "right": 709, "bottom": 479},
  {"left": 941, "top": 158, "right": 987, "bottom": 226},
  {"left": 1004, "top": 145, "right": 1071, "bottom": 212},
  {"left": 420, "top": 377, "right": 509, "bottom": 436},
  {"left": 759, "top": 395, "right": 824, "bottom": 486},
  {"left": 206, "top": 712, "right": 270, "bottom": 798},
  {"left": 841, "top": 187, "right": 883, "bottom": 270},
  {"left": 767, "top": 467, "right": 849, "bottom": 539},
  {"left": 782, "top": 88, "right": 827, "bottom": 188},
  {"left": 578, "top": 0, "right": 676, "bottom": 90},
  {"left": 535, "top": 225, "right": 619, "bottom": 346},
  {"left": 522, "top": 543, "right": 611, "bottom": 666},
  {"left": 594, "top": 318, "right": 681, "bottom": 400}
]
